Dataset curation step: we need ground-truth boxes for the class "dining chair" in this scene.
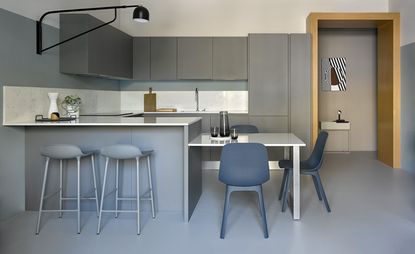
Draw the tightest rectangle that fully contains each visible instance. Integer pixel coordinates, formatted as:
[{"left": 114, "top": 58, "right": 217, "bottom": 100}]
[
  {"left": 230, "top": 124, "right": 259, "bottom": 133},
  {"left": 219, "top": 143, "right": 270, "bottom": 239},
  {"left": 278, "top": 131, "right": 331, "bottom": 212}
]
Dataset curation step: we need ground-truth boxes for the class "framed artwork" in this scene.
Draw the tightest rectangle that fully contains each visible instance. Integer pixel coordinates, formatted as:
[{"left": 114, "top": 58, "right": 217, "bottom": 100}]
[{"left": 321, "top": 57, "right": 346, "bottom": 91}]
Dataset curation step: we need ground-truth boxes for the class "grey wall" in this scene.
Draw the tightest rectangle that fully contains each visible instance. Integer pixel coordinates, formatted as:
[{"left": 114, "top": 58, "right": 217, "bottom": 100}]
[
  {"left": 318, "top": 29, "right": 377, "bottom": 151},
  {"left": 400, "top": 42, "right": 415, "bottom": 172},
  {"left": 0, "top": 8, "right": 119, "bottom": 220}
]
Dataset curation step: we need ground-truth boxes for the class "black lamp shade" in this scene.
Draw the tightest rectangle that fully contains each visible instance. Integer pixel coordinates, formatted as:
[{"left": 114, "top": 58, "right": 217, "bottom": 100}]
[{"left": 133, "top": 6, "right": 149, "bottom": 23}]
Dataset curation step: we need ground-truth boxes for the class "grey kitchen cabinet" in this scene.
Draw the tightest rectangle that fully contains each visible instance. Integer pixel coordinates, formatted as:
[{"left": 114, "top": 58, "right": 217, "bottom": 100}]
[
  {"left": 60, "top": 14, "right": 133, "bottom": 79},
  {"left": 178, "top": 37, "right": 213, "bottom": 79},
  {"left": 133, "top": 37, "right": 150, "bottom": 80},
  {"left": 248, "top": 34, "right": 289, "bottom": 116},
  {"left": 248, "top": 116, "right": 289, "bottom": 133},
  {"left": 290, "top": 34, "right": 312, "bottom": 157},
  {"left": 151, "top": 37, "right": 177, "bottom": 80},
  {"left": 212, "top": 37, "right": 248, "bottom": 80}
]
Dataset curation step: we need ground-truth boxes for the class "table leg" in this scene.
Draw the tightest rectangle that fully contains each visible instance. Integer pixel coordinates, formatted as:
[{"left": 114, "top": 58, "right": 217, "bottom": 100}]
[
  {"left": 284, "top": 146, "right": 290, "bottom": 160},
  {"left": 293, "top": 146, "right": 300, "bottom": 220}
]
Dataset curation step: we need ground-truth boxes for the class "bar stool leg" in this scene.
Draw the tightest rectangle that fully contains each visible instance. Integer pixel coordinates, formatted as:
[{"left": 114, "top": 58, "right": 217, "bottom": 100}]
[
  {"left": 97, "top": 157, "right": 109, "bottom": 234},
  {"left": 36, "top": 157, "right": 50, "bottom": 235},
  {"left": 115, "top": 159, "right": 119, "bottom": 218},
  {"left": 59, "top": 159, "right": 63, "bottom": 218},
  {"left": 91, "top": 155, "right": 99, "bottom": 217},
  {"left": 136, "top": 157, "right": 141, "bottom": 235},
  {"left": 147, "top": 155, "right": 156, "bottom": 219},
  {"left": 77, "top": 157, "right": 81, "bottom": 234}
]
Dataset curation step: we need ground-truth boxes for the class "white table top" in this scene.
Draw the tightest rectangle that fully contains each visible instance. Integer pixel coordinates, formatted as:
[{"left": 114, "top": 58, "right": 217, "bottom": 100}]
[
  {"left": 3, "top": 116, "right": 202, "bottom": 127},
  {"left": 188, "top": 133, "right": 306, "bottom": 147}
]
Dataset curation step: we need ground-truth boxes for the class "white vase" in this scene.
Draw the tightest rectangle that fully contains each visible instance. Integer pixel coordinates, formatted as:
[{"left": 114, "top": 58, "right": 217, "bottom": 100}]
[{"left": 48, "top": 93, "right": 59, "bottom": 117}]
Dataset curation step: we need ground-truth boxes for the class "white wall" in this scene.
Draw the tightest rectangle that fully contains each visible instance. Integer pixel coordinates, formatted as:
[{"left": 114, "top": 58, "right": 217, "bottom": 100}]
[
  {"left": 0, "top": 0, "right": 121, "bottom": 28},
  {"left": 120, "top": 0, "right": 388, "bottom": 36},
  {"left": 389, "top": 0, "right": 415, "bottom": 45}
]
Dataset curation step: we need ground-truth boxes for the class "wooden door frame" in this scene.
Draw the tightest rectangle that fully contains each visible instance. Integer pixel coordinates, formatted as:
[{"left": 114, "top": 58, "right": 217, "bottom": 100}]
[{"left": 306, "top": 13, "right": 400, "bottom": 168}]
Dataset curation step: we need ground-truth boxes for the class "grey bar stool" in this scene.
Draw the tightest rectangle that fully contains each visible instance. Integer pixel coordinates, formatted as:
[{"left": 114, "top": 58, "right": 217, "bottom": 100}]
[
  {"left": 97, "top": 144, "right": 156, "bottom": 235},
  {"left": 36, "top": 145, "right": 99, "bottom": 234}
]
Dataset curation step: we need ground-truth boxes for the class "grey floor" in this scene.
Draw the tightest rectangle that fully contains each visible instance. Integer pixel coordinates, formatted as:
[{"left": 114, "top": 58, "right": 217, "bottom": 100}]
[{"left": 1, "top": 152, "right": 415, "bottom": 254}]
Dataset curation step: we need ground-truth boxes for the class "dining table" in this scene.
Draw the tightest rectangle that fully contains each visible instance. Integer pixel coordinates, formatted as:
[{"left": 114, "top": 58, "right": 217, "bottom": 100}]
[{"left": 187, "top": 133, "right": 306, "bottom": 220}]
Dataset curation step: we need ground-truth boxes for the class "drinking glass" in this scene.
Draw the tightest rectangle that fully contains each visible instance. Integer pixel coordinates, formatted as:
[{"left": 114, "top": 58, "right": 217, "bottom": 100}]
[{"left": 210, "top": 127, "right": 219, "bottom": 137}]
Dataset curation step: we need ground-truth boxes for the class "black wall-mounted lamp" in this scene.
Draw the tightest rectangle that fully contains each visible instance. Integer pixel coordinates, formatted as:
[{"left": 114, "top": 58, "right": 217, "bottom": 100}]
[{"left": 36, "top": 5, "right": 149, "bottom": 55}]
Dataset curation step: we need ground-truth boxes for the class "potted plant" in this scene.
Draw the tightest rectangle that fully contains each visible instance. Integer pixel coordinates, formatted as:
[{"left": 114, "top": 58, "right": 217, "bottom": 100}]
[{"left": 61, "top": 95, "right": 82, "bottom": 118}]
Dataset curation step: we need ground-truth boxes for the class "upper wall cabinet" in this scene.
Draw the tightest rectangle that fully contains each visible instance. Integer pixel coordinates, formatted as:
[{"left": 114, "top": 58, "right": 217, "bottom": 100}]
[
  {"left": 178, "top": 37, "right": 213, "bottom": 79},
  {"left": 133, "top": 37, "right": 150, "bottom": 80},
  {"left": 248, "top": 34, "right": 289, "bottom": 116},
  {"left": 212, "top": 37, "right": 248, "bottom": 80},
  {"left": 151, "top": 37, "right": 177, "bottom": 80},
  {"left": 60, "top": 14, "right": 133, "bottom": 79}
]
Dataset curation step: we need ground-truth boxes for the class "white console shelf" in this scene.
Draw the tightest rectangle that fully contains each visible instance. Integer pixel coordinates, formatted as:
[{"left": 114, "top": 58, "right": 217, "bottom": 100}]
[{"left": 320, "top": 121, "right": 351, "bottom": 153}]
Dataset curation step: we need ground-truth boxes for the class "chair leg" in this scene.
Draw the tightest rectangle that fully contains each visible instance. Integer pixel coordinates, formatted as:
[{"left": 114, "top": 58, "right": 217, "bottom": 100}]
[
  {"left": 281, "top": 170, "right": 292, "bottom": 212},
  {"left": 77, "top": 157, "right": 81, "bottom": 234},
  {"left": 115, "top": 159, "right": 119, "bottom": 218},
  {"left": 36, "top": 157, "right": 50, "bottom": 235},
  {"left": 312, "top": 175, "right": 322, "bottom": 201},
  {"left": 220, "top": 186, "right": 232, "bottom": 239},
  {"left": 136, "top": 157, "right": 141, "bottom": 235},
  {"left": 91, "top": 155, "right": 100, "bottom": 218},
  {"left": 97, "top": 157, "right": 109, "bottom": 235},
  {"left": 256, "top": 185, "right": 269, "bottom": 239},
  {"left": 278, "top": 169, "right": 288, "bottom": 201},
  {"left": 147, "top": 155, "right": 156, "bottom": 219},
  {"left": 315, "top": 173, "right": 331, "bottom": 212},
  {"left": 59, "top": 159, "right": 63, "bottom": 218}
]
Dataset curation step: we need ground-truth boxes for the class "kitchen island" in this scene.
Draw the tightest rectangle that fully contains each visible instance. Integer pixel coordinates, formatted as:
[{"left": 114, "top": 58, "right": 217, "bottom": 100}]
[{"left": 4, "top": 116, "right": 202, "bottom": 222}]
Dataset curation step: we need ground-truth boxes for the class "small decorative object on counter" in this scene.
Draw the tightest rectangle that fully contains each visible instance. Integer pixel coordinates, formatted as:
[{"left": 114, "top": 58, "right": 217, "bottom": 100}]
[
  {"left": 144, "top": 87, "right": 157, "bottom": 112},
  {"left": 219, "top": 111, "right": 230, "bottom": 137},
  {"left": 230, "top": 128, "right": 238, "bottom": 140},
  {"left": 61, "top": 95, "right": 81, "bottom": 118},
  {"left": 48, "top": 92, "right": 59, "bottom": 117},
  {"left": 50, "top": 112, "right": 60, "bottom": 121},
  {"left": 210, "top": 127, "right": 219, "bottom": 137}
]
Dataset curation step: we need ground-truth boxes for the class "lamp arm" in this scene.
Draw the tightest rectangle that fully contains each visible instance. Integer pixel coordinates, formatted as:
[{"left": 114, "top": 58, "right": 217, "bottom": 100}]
[{"left": 36, "top": 5, "right": 139, "bottom": 55}]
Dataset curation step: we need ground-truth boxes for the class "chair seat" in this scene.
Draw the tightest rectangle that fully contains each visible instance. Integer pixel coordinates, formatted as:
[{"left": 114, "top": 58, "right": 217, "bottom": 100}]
[
  {"left": 278, "top": 159, "right": 317, "bottom": 172},
  {"left": 41, "top": 145, "right": 87, "bottom": 159},
  {"left": 100, "top": 144, "right": 150, "bottom": 160}
]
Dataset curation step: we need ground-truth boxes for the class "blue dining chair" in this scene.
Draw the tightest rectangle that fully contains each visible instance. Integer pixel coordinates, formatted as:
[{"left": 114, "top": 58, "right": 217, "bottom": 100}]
[
  {"left": 230, "top": 124, "right": 259, "bottom": 133},
  {"left": 278, "top": 131, "right": 330, "bottom": 212},
  {"left": 219, "top": 143, "right": 270, "bottom": 239}
]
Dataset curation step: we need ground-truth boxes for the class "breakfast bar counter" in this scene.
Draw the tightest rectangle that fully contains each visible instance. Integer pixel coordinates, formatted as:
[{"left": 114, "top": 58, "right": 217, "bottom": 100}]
[{"left": 4, "top": 116, "right": 202, "bottom": 222}]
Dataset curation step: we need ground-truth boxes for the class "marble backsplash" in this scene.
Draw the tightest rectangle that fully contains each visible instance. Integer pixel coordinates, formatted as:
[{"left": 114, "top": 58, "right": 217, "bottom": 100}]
[
  {"left": 3, "top": 86, "right": 249, "bottom": 123},
  {"left": 3, "top": 86, "right": 120, "bottom": 123},
  {"left": 120, "top": 91, "right": 248, "bottom": 112}
]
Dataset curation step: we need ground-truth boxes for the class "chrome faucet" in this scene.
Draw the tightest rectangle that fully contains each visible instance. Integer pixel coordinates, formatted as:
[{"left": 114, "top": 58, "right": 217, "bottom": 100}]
[{"left": 195, "top": 88, "right": 199, "bottom": 112}]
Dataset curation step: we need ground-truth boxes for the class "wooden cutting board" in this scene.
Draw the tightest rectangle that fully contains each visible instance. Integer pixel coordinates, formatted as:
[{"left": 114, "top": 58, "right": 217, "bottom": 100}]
[{"left": 144, "top": 88, "right": 156, "bottom": 112}]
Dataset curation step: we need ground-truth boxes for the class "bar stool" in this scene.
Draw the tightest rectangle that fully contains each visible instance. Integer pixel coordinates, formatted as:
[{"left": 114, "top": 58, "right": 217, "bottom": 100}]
[
  {"left": 35, "top": 145, "right": 99, "bottom": 234},
  {"left": 97, "top": 144, "right": 156, "bottom": 235}
]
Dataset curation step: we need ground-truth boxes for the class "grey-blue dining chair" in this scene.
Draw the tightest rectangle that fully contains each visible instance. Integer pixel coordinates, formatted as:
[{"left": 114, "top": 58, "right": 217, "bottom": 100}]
[
  {"left": 230, "top": 124, "right": 259, "bottom": 133},
  {"left": 278, "top": 131, "right": 331, "bottom": 212},
  {"left": 219, "top": 143, "right": 270, "bottom": 239}
]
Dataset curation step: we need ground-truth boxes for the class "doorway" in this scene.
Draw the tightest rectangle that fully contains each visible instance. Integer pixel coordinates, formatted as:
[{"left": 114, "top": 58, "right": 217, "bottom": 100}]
[{"left": 307, "top": 13, "right": 401, "bottom": 168}]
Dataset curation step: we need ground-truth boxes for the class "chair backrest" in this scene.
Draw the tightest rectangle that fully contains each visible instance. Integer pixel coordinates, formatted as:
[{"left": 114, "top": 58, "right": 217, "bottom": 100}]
[
  {"left": 230, "top": 124, "right": 259, "bottom": 133},
  {"left": 219, "top": 143, "right": 270, "bottom": 186},
  {"left": 305, "top": 131, "right": 329, "bottom": 170}
]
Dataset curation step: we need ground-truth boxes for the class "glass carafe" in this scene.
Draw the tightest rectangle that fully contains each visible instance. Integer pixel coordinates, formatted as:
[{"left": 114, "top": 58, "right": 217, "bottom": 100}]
[{"left": 219, "top": 111, "right": 230, "bottom": 137}]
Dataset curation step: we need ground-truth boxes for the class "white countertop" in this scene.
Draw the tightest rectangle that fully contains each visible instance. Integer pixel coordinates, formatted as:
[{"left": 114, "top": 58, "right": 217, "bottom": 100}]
[
  {"left": 189, "top": 133, "right": 306, "bottom": 147},
  {"left": 143, "top": 110, "right": 248, "bottom": 115},
  {"left": 3, "top": 116, "right": 202, "bottom": 127}
]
